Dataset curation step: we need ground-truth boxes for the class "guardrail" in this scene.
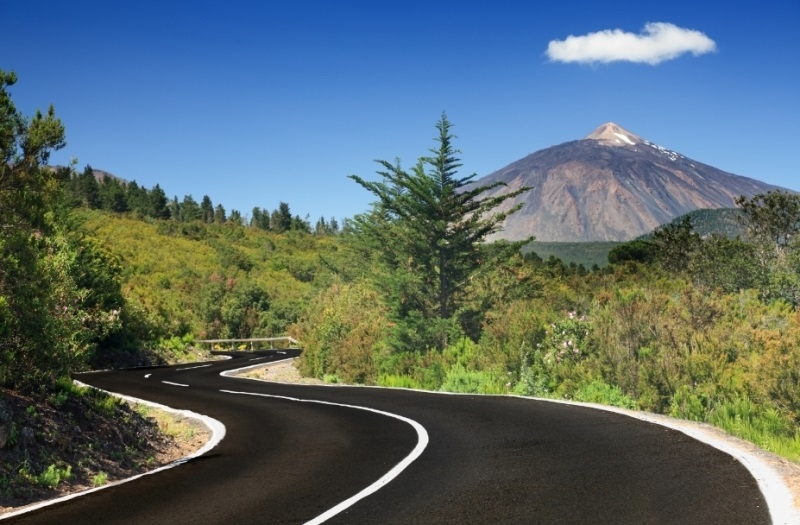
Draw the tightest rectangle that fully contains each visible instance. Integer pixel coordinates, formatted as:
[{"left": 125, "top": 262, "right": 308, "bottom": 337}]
[{"left": 195, "top": 336, "right": 300, "bottom": 351}]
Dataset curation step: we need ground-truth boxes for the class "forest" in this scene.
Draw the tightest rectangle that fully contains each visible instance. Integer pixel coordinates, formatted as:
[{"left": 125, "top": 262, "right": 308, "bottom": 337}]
[{"left": 2, "top": 68, "right": 800, "bottom": 468}]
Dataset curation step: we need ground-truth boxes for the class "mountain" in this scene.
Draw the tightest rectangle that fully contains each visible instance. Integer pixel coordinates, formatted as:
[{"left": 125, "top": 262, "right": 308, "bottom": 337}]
[{"left": 478, "top": 122, "right": 788, "bottom": 242}]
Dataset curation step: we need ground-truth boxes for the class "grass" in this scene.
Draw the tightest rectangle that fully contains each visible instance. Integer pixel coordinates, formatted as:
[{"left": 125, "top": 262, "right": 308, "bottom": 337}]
[
  {"left": 133, "top": 404, "right": 198, "bottom": 441},
  {"left": 710, "top": 397, "right": 800, "bottom": 461},
  {"left": 92, "top": 471, "right": 109, "bottom": 487}
]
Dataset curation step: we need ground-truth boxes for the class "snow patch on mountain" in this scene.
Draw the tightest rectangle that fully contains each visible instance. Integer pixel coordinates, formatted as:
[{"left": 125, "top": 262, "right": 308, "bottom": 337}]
[{"left": 614, "top": 132, "right": 635, "bottom": 145}]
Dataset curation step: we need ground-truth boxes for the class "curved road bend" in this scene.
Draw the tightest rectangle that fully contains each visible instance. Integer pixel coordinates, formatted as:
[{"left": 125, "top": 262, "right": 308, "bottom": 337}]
[{"left": 7, "top": 350, "right": 770, "bottom": 524}]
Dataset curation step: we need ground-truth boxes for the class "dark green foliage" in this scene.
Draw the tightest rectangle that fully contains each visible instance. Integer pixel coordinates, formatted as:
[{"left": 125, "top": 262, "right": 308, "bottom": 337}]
[
  {"left": 200, "top": 195, "right": 214, "bottom": 223},
  {"left": 690, "top": 235, "right": 758, "bottom": 293},
  {"left": 180, "top": 195, "right": 202, "bottom": 222},
  {"left": 76, "top": 165, "right": 101, "bottom": 208},
  {"left": 607, "top": 239, "right": 655, "bottom": 265},
  {"left": 99, "top": 176, "right": 129, "bottom": 212},
  {"left": 736, "top": 191, "right": 800, "bottom": 306},
  {"left": 126, "top": 181, "right": 152, "bottom": 217},
  {"left": 214, "top": 204, "right": 226, "bottom": 223},
  {"left": 737, "top": 191, "right": 800, "bottom": 249},
  {"left": 150, "top": 184, "right": 170, "bottom": 219},
  {"left": 271, "top": 202, "right": 293, "bottom": 233},
  {"left": 348, "top": 114, "right": 530, "bottom": 351},
  {"left": 525, "top": 241, "right": 621, "bottom": 268},
  {"left": 674, "top": 208, "right": 744, "bottom": 239},
  {"left": 650, "top": 215, "right": 701, "bottom": 274},
  {"left": 0, "top": 69, "right": 127, "bottom": 390}
]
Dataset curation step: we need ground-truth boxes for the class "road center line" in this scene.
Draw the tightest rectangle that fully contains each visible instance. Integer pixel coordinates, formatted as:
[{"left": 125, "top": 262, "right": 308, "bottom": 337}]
[
  {"left": 175, "top": 364, "right": 212, "bottom": 371},
  {"left": 162, "top": 381, "right": 189, "bottom": 387},
  {"left": 219, "top": 389, "right": 429, "bottom": 525}
]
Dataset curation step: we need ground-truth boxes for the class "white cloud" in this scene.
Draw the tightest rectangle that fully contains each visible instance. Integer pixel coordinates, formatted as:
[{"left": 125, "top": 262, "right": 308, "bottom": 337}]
[{"left": 546, "top": 22, "right": 717, "bottom": 65}]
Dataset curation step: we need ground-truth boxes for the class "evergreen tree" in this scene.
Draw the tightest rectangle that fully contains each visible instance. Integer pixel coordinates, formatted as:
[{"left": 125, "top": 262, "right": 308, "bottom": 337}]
[
  {"left": 167, "top": 196, "right": 180, "bottom": 220},
  {"left": 181, "top": 195, "right": 201, "bottom": 222},
  {"left": 349, "top": 113, "right": 530, "bottom": 350},
  {"left": 251, "top": 207, "right": 270, "bottom": 230},
  {"left": 78, "top": 165, "right": 101, "bottom": 208},
  {"left": 214, "top": 204, "right": 227, "bottom": 224},
  {"left": 126, "top": 181, "right": 152, "bottom": 216},
  {"left": 201, "top": 195, "right": 214, "bottom": 223},
  {"left": 99, "top": 176, "right": 129, "bottom": 212},
  {"left": 270, "top": 202, "right": 292, "bottom": 232},
  {"left": 315, "top": 216, "right": 328, "bottom": 235},
  {"left": 150, "top": 183, "right": 170, "bottom": 219},
  {"left": 292, "top": 214, "right": 310, "bottom": 233}
]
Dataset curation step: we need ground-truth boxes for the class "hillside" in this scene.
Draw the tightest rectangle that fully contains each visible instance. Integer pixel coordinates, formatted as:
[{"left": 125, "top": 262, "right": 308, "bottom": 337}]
[{"left": 77, "top": 210, "right": 342, "bottom": 349}]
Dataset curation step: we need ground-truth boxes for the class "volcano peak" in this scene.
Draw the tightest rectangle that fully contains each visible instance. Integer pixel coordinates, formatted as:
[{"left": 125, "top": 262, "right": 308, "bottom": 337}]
[{"left": 584, "top": 122, "right": 644, "bottom": 146}]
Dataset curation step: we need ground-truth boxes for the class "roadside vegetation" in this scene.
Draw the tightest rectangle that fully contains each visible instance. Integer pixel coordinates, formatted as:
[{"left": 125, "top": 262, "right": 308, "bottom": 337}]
[
  {"left": 1, "top": 67, "right": 798, "bottom": 511},
  {"left": 294, "top": 117, "right": 800, "bottom": 463}
]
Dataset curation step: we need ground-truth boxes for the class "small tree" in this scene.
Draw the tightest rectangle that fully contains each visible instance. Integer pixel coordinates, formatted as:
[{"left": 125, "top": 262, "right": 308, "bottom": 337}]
[
  {"left": 200, "top": 195, "right": 214, "bottom": 223},
  {"left": 650, "top": 215, "right": 701, "bottom": 274},
  {"left": 737, "top": 191, "right": 800, "bottom": 305},
  {"left": 150, "top": 184, "right": 170, "bottom": 219},
  {"left": 0, "top": 69, "right": 124, "bottom": 389},
  {"left": 270, "top": 202, "right": 293, "bottom": 232},
  {"left": 349, "top": 113, "right": 530, "bottom": 350}
]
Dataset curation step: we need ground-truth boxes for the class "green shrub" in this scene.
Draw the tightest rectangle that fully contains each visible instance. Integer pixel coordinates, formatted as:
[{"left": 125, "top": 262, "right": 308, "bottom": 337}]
[
  {"left": 572, "top": 380, "right": 637, "bottom": 409},
  {"left": 92, "top": 471, "right": 109, "bottom": 487},
  {"left": 37, "top": 464, "right": 72, "bottom": 488},
  {"left": 378, "top": 374, "right": 421, "bottom": 389},
  {"left": 440, "top": 364, "right": 506, "bottom": 394},
  {"left": 669, "top": 385, "right": 709, "bottom": 421}
]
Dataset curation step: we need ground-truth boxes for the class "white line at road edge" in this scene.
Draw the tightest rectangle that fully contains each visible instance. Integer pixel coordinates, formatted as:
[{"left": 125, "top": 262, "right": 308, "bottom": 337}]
[
  {"left": 0, "top": 382, "right": 227, "bottom": 522},
  {"left": 219, "top": 389, "right": 429, "bottom": 525},
  {"left": 227, "top": 359, "right": 798, "bottom": 525},
  {"left": 527, "top": 397, "right": 799, "bottom": 525}
]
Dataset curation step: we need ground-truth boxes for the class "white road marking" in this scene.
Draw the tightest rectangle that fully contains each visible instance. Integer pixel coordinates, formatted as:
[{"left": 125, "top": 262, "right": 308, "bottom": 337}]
[
  {"left": 218, "top": 389, "right": 429, "bottom": 525},
  {"left": 219, "top": 357, "right": 296, "bottom": 376},
  {"left": 0, "top": 381, "right": 227, "bottom": 521},
  {"left": 530, "top": 397, "right": 800, "bottom": 525},
  {"left": 162, "top": 381, "right": 189, "bottom": 387},
  {"left": 227, "top": 358, "right": 798, "bottom": 524},
  {"left": 175, "top": 364, "right": 212, "bottom": 371},
  {"left": 144, "top": 374, "right": 152, "bottom": 379}
]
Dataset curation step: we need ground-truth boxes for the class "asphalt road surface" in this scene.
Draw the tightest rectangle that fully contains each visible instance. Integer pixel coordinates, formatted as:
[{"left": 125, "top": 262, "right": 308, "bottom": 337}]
[{"left": 6, "top": 350, "right": 771, "bottom": 524}]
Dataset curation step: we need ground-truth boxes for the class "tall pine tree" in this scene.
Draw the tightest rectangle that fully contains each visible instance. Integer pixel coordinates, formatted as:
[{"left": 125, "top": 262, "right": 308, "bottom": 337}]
[{"left": 349, "top": 113, "right": 530, "bottom": 350}]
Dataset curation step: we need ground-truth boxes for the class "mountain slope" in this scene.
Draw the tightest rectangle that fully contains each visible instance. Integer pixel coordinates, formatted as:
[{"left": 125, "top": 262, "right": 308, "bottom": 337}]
[{"left": 479, "top": 123, "right": 787, "bottom": 242}]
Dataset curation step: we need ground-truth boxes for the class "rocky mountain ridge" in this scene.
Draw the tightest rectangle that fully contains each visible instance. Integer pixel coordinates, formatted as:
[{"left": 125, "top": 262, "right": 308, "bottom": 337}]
[{"left": 478, "top": 123, "right": 787, "bottom": 242}]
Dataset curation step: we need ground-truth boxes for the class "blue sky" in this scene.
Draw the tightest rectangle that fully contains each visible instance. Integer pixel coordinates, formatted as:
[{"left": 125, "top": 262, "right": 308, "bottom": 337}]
[{"left": 5, "top": 1, "right": 799, "bottom": 222}]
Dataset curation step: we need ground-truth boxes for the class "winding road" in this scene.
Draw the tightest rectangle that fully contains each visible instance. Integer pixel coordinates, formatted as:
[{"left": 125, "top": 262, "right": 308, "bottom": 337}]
[{"left": 5, "top": 350, "right": 775, "bottom": 524}]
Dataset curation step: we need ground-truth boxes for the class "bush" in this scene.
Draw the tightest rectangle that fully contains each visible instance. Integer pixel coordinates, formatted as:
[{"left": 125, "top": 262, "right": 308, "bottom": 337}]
[
  {"left": 440, "top": 364, "right": 506, "bottom": 394},
  {"left": 37, "top": 464, "right": 72, "bottom": 488},
  {"left": 572, "top": 380, "right": 636, "bottom": 409},
  {"left": 293, "top": 282, "right": 387, "bottom": 383},
  {"left": 378, "top": 374, "right": 422, "bottom": 389}
]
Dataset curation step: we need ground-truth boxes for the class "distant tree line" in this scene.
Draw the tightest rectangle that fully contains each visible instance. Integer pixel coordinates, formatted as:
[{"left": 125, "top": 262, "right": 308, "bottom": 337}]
[{"left": 62, "top": 165, "right": 340, "bottom": 235}]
